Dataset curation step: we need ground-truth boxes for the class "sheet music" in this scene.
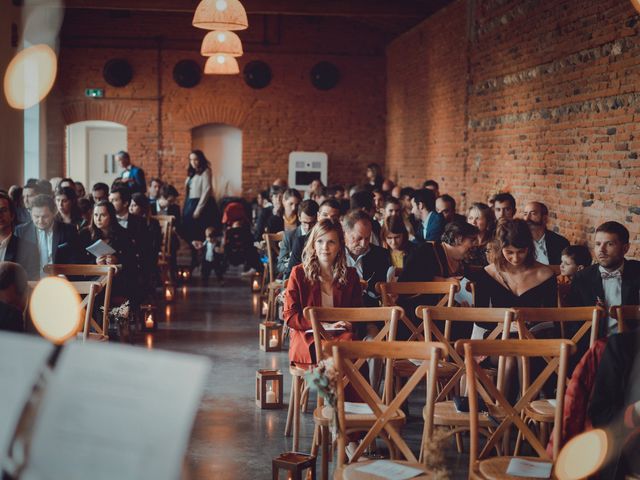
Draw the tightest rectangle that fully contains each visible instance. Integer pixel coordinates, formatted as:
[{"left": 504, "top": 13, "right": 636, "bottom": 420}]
[
  {"left": 85, "top": 239, "right": 116, "bottom": 258},
  {"left": 24, "top": 341, "right": 210, "bottom": 480},
  {"left": 506, "top": 458, "right": 553, "bottom": 478},
  {"left": 356, "top": 460, "right": 424, "bottom": 479},
  {"left": 0, "top": 333, "right": 53, "bottom": 463}
]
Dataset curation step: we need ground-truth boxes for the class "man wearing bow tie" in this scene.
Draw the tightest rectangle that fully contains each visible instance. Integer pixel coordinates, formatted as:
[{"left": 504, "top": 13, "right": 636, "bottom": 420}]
[{"left": 569, "top": 221, "right": 640, "bottom": 337}]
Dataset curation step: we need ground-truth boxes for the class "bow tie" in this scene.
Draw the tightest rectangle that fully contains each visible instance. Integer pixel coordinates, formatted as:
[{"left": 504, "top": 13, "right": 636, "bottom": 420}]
[{"left": 601, "top": 270, "right": 622, "bottom": 280}]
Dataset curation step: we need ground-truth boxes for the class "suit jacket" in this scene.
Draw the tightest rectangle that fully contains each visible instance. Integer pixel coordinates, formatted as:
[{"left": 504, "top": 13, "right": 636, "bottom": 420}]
[
  {"left": 287, "top": 233, "right": 309, "bottom": 278},
  {"left": 283, "top": 265, "right": 363, "bottom": 364},
  {"left": 277, "top": 226, "right": 304, "bottom": 276},
  {"left": 0, "top": 300, "right": 24, "bottom": 332},
  {"left": 120, "top": 165, "right": 147, "bottom": 194},
  {"left": 4, "top": 234, "right": 39, "bottom": 280},
  {"left": 358, "top": 244, "right": 391, "bottom": 307},
  {"left": 14, "top": 221, "right": 78, "bottom": 267},
  {"left": 544, "top": 229, "right": 570, "bottom": 265},
  {"left": 415, "top": 212, "right": 446, "bottom": 243}
]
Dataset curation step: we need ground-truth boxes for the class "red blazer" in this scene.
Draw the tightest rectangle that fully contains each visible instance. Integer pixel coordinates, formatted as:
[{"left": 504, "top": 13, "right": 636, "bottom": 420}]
[{"left": 283, "top": 265, "right": 363, "bottom": 364}]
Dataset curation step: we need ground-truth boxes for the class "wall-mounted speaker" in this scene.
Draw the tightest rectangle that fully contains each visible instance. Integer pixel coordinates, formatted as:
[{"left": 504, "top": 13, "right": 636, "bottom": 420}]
[
  {"left": 310, "top": 61, "right": 340, "bottom": 91},
  {"left": 173, "top": 60, "right": 201, "bottom": 88},
  {"left": 243, "top": 60, "right": 272, "bottom": 89},
  {"left": 103, "top": 59, "right": 133, "bottom": 87}
]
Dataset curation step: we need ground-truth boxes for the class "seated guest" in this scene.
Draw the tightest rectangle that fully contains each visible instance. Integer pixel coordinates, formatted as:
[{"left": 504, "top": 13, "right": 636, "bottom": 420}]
[
  {"left": 327, "top": 184, "right": 350, "bottom": 214},
  {"left": 74, "top": 181, "right": 87, "bottom": 200},
  {"left": 350, "top": 190, "right": 381, "bottom": 246},
  {"left": 262, "top": 186, "right": 284, "bottom": 235},
  {"left": 382, "top": 196, "right": 401, "bottom": 223},
  {"left": 268, "top": 188, "right": 301, "bottom": 233},
  {"left": 423, "top": 179, "right": 440, "bottom": 197},
  {"left": 558, "top": 245, "right": 592, "bottom": 306},
  {"left": 310, "top": 186, "right": 328, "bottom": 206},
  {"left": 22, "top": 181, "right": 39, "bottom": 211},
  {"left": 77, "top": 197, "right": 93, "bottom": 229},
  {"left": 466, "top": 202, "right": 496, "bottom": 267},
  {"left": 568, "top": 221, "right": 640, "bottom": 336},
  {"left": 493, "top": 192, "right": 517, "bottom": 223},
  {"left": 109, "top": 185, "right": 147, "bottom": 254},
  {"left": 277, "top": 199, "right": 318, "bottom": 277},
  {"left": 253, "top": 188, "right": 275, "bottom": 241},
  {"left": 54, "top": 186, "right": 83, "bottom": 228},
  {"left": 523, "top": 201, "right": 569, "bottom": 265},
  {"left": 436, "top": 194, "right": 466, "bottom": 224},
  {"left": 365, "top": 163, "right": 383, "bottom": 190},
  {"left": 0, "top": 261, "right": 28, "bottom": 332},
  {"left": 372, "top": 188, "right": 385, "bottom": 223},
  {"left": 381, "top": 179, "right": 395, "bottom": 194},
  {"left": 147, "top": 177, "right": 163, "bottom": 210},
  {"left": 8, "top": 186, "right": 30, "bottom": 225},
  {"left": 154, "top": 184, "right": 181, "bottom": 221},
  {"left": 0, "top": 193, "right": 38, "bottom": 279},
  {"left": 283, "top": 219, "right": 362, "bottom": 365},
  {"left": 399, "top": 187, "right": 415, "bottom": 219},
  {"left": 343, "top": 209, "right": 390, "bottom": 307},
  {"left": 381, "top": 215, "right": 415, "bottom": 280},
  {"left": 58, "top": 177, "right": 74, "bottom": 190},
  {"left": 130, "top": 193, "right": 162, "bottom": 297},
  {"left": 91, "top": 182, "right": 109, "bottom": 204},
  {"left": 411, "top": 188, "right": 445, "bottom": 242},
  {"left": 15, "top": 194, "right": 77, "bottom": 277}
]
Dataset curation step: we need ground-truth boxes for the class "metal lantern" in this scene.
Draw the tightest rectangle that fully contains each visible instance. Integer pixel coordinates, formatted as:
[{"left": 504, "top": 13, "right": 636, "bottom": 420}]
[
  {"left": 140, "top": 304, "right": 157, "bottom": 332},
  {"left": 256, "top": 369, "right": 283, "bottom": 409},
  {"left": 259, "top": 321, "right": 282, "bottom": 352},
  {"left": 164, "top": 282, "right": 175, "bottom": 302}
]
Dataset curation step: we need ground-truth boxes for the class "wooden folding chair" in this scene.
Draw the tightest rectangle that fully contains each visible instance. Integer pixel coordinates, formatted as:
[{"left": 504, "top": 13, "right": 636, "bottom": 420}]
[
  {"left": 44, "top": 264, "right": 118, "bottom": 341},
  {"left": 610, "top": 305, "right": 640, "bottom": 333},
  {"left": 513, "top": 307, "right": 603, "bottom": 449},
  {"left": 153, "top": 215, "right": 175, "bottom": 283},
  {"left": 263, "top": 232, "right": 284, "bottom": 323},
  {"left": 305, "top": 306, "right": 402, "bottom": 480},
  {"left": 331, "top": 340, "right": 446, "bottom": 479},
  {"left": 460, "top": 339, "right": 575, "bottom": 479},
  {"left": 416, "top": 306, "right": 515, "bottom": 458}
]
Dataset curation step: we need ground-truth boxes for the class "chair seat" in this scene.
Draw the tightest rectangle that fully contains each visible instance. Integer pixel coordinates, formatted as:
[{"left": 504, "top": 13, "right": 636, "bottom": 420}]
[
  {"left": 428, "top": 401, "right": 499, "bottom": 427},
  {"left": 525, "top": 400, "right": 555, "bottom": 422},
  {"left": 393, "top": 359, "right": 457, "bottom": 378},
  {"left": 472, "top": 456, "right": 553, "bottom": 480},
  {"left": 335, "top": 460, "right": 433, "bottom": 480},
  {"left": 313, "top": 404, "right": 406, "bottom": 428}
]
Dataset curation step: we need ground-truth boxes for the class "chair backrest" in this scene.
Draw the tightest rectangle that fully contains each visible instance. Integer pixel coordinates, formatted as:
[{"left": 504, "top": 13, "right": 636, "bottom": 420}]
[
  {"left": 459, "top": 339, "right": 575, "bottom": 467},
  {"left": 330, "top": 340, "right": 446, "bottom": 467},
  {"left": 305, "top": 306, "right": 402, "bottom": 403},
  {"left": 153, "top": 215, "right": 175, "bottom": 260},
  {"left": 417, "top": 306, "right": 515, "bottom": 400},
  {"left": 610, "top": 305, "right": 640, "bottom": 333},
  {"left": 376, "top": 280, "right": 459, "bottom": 340},
  {"left": 44, "top": 264, "right": 118, "bottom": 335},
  {"left": 263, "top": 232, "right": 284, "bottom": 283}
]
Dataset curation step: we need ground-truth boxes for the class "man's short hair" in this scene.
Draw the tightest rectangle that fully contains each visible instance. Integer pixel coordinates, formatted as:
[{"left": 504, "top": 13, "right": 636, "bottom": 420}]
[
  {"left": 561, "top": 245, "right": 592, "bottom": 267},
  {"left": 413, "top": 188, "right": 436, "bottom": 212},
  {"left": 327, "top": 185, "right": 345, "bottom": 196},
  {"left": 596, "top": 221, "right": 629, "bottom": 244},
  {"left": 350, "top": 190, "right": 374, "bottom": 211},
  {"left": 159, "top": 184, "right": 179, "bottom": 199},
  {"left": 399, "top": 187, "right": 415, "bottom": 199},
  {"left": 423, "top": 179, "right": 439, "bottom": 190},
  {"left": 116, "top": 150, "right": 130, "bottom": 161},
  {"left": 320, "top": 198, "right": 341, "bottom": 211},
  {"left": 529, "top": 201, "right": 548, "bottom": 216},
  {"left": 92, "top": 182, "right": 109, "bottom": 194},
  {"left": 384, "top": 196, "right": 400, "bottom": 208},
  {"left": 0, "top": 261, "right": 28, "bottom": 298},
  {"left": 439, "top": 194, "right": 456, "bottom": 210},
  {"left": 493, "top": 192, "right": 516, "bottom": 209},
  {"left": 110, "top": 185, "right": 132, "bottom": 204},
  {"left": 441, "top": 220, "right": 479, "bottom": 246},
  {"left": 342, "top": 209, "right": 372, "bottom": 231},
  {"left": 283, "top": 188, "right": 302, "bottom": 201},
  {"left": 31, "top": 194, "right": 56, "bottom": 212},
  {"left": 298, "top": 199, "right": 319, "bottom": 217},
  {"left": 0, "top": 192, "right": 17, "bottom": 220}
]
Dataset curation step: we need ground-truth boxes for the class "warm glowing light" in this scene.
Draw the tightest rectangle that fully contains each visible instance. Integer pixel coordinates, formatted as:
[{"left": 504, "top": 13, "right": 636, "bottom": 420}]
[
  {"left": 555, "top": 429, "right": 609, "bottom": 480},
  {"left": 145, "top": 314, "right": 154, "bottom": 329},
  {"left": 193, "top": 0, "right": 248, "bottom": 31},
  {"left": 165, "top": 305, "right": 172, "bottom": 322},
  {"left": 204, "top": 54, "right": 239, "bottom": 75},
  {"left": 632, "top": 0, "right": 640, "bottom": 14},
  {"left": 165, "top": 285, "right": 175, "bottom": 302},
  {"left": 201, "top": 30, "right": 243, "bottom": 57},
  {"left": 217, "top": 32, "right": 226, "bottom": 42},
  {"left": 4, "top": 44, "right": 58, "bottom": 110},
  {"left": 145, "top": 334, "right": 153, "bottom": 350},
  {"left": 30, "top": 277, "right": 81, "bottom": 344}
]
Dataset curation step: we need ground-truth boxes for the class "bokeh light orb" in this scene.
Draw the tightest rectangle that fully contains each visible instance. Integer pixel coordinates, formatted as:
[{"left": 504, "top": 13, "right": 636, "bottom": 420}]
[
  {"left": 3, "top": 44, "right": 58, "bottom": 110},
  {"left": 30, "top": 276, "right": 82, "bottom": 344},
  {"left": 554, "top": 429, "right": 609, "bottom": 480}
]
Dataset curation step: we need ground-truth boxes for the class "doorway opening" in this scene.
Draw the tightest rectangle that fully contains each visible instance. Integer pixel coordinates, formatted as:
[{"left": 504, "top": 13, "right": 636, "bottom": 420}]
[
  {"left": 66, "top": 120, "right": 127, "bottom": 191},
  {"left": 191, "top": 124, "right": 242, "bottom": 200}
]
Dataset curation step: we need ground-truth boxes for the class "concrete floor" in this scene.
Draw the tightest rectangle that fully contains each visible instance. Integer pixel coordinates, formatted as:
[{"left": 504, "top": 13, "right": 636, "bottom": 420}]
[{"left": 138, "top": 270, "right": 470, "bottom": 480}]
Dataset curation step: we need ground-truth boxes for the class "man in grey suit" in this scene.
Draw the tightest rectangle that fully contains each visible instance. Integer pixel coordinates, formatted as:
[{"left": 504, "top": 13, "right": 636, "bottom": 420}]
[{"left": 277, "top": 199, "right": 318, "bottom": 278}]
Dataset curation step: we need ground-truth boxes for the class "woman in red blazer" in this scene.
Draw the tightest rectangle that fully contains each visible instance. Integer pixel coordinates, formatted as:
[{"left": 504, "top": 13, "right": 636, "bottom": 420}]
[{"left": 283, "top": 219, "right": 363, "bottom": 365}]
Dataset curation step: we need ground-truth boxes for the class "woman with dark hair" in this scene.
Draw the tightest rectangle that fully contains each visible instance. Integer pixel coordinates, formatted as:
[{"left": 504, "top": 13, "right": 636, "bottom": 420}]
[
  {"left": 130, "top": 193, "right": 162, "bottom": 297},
  {"left": 184, "top": 150, "right": 219, "bottom": 269},
  {"left": 365, "top": 163, "right": 383, "bottom": 190},
  {"left": 381, "top": 214, "right": 415, "bottom": 279},
  {"left": 55, "top": 186, "right": 82, "bottom": 228},
  {"left": 466, "top": 202, "right": 496, "bottom": 266}
]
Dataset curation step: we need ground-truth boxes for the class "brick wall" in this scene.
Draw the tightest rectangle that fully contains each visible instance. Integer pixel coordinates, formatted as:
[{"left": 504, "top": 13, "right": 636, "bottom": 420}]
[
  {"left": 387, "top": 0, "right": 640, "bottom": 255},
  {"left": 48, "top": 12, "right": 387, "bottom": 198}
]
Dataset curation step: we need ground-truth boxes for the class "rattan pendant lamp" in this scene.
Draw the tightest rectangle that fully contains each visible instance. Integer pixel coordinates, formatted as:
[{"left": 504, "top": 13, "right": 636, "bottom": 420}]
[
  {"left": 204, "top": 54, "right": 240, "bottom": 75},
  {"left": 200, "top": 30, "right": 243, "bottom": 57},
  {"left": 193, "top": 0, "right": 248, "bottom": 31}
]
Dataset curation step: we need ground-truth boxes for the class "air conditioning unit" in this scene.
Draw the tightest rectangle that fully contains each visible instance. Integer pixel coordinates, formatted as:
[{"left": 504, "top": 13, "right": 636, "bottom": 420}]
[{"left": 288, "top": 151, "right": 328, "bottom": 191}]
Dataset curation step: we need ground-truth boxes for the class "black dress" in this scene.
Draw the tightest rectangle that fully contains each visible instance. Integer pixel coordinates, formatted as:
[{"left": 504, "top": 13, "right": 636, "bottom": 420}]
[{"left": 469, "top": 268, "right": 557, "bottom": 309}]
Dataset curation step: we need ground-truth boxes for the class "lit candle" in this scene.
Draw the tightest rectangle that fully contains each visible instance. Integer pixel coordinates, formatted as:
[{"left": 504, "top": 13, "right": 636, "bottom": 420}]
[
  {"left": 266, "top": 385, "right": 276, "bottom": 404},
  {"left": 165, "top": 287, "right": 174, "bottom": 301},
  {"left": 269, "top": 334, "right": 278, "bottom": 348},
  {"left": 145, "top": 314, "right": 154, "bottom": 329},
  {"left": 252, "top": 279, "right": 260, "bottom": 290}
]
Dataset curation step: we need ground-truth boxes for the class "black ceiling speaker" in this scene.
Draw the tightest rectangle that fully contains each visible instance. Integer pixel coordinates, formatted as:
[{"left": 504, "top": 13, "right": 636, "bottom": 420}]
[
  {"left": 310, "top": 61, "right": 340, "bottom": 91},
  {"left": 243, "top": 60, "right": 272, "bottom": 89},
  {"left": 173, "top": 60, "right": 201, "bottom": 88},
  {"left": 103, "top": 59, "right": 133, "bottom": 87}
]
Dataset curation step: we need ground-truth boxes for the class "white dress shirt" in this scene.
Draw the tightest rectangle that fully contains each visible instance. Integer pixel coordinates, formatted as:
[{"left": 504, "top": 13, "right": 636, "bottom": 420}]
[
  {"left": 599, "top": 264, "right": 623, "bottom": 330},
  {"left": 346, "top": 248, "right": 369, "bottom": 279},
  {"left": 36, "top": 227, "right": 53, "bottom": 277},
  {"left": 533, "top": 234, "right": 549, "bottom": 265},
  {"left": 117, "top": 213, "right": 129, "bottom": 229},
  {"left": 0, "top": 234, "right": 11, "bottom": 261},
  {"left": 422, "top": 211, "right": 432, "bottom": 240}
]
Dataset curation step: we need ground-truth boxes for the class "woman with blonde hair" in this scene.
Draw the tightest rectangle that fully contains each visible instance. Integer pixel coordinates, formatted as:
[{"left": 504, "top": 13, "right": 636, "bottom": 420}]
[{"left": 283, "top": 219, "right": 362, "bottom": 365}]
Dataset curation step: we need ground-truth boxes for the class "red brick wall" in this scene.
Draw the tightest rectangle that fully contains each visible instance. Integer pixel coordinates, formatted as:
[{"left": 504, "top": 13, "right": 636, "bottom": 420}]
[
  {"left": 48, "top": 12, "right": 387, "bottom": 198},
  {"left": 387, "top": 0, "right": 640, "bottom": 254}
]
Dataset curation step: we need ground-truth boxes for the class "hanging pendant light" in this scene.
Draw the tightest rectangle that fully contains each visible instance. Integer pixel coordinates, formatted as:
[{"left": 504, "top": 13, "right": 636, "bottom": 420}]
[
  {"left": 193, "top": 0, "right": 248, "bottom": 31},
  {"left": 204, "top": 54, "right": 240, "bottom": 75},
  {"left": 201, "top": 30, "right": 243, "bottom": 57}
]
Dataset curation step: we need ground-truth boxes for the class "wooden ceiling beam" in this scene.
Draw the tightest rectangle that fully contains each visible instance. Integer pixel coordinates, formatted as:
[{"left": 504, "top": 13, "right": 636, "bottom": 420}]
[{"left": 63, "top": 0, "right": 434, "bottom": 18}]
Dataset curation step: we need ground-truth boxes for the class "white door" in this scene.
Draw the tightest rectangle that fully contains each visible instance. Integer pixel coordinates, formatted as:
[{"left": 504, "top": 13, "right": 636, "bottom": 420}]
[
  {"left": 192, "top": 124, "right": 242, "bottom": 199},
  {"left": 87, "top": 127, "right": 127, "bottom": 188}
]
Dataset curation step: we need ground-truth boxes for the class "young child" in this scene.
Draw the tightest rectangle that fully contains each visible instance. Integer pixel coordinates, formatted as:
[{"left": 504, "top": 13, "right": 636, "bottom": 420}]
[
  {"left": 194, "top": 226, "right": 226, "bottom": 286},
  {"left": 558, "top": 245, "right": 592, "bottom": 305}
]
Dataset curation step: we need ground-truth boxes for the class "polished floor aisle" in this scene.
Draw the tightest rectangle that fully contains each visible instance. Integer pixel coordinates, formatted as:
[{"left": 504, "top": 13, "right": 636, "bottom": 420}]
[{"left": 144, "top": 270, "right": 468, "bottom": 480}]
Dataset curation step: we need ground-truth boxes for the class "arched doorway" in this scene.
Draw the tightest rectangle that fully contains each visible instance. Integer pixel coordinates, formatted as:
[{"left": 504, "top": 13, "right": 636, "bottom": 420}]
[
  {"left": 66, "top": 120, "right": 127, "bottom": 190},
  {"left": 191, "top": 124, "right": 242, "bottom": 199}
]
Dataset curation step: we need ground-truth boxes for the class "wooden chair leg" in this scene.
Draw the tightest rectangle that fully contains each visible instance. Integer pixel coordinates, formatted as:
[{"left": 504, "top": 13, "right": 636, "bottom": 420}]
[
  {"left": 321, "top": 425, "right": 329, "bottom": 480},
  {"left": 454, "top": 430, "right": 464, "bottom": 454},
  {"left": 293, "top": 375, "right": 301, "bottom": 451},
  {"left": 285, "top": 380, "right": 295, "bottom": 437},
  {"left": 301, "top": 382, "right": 310, "bottom": 413}
]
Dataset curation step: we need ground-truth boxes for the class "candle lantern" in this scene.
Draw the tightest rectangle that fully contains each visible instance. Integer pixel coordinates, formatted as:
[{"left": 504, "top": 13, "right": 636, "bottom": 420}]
[
  {"left": 177, "top": 266, "right": 191, "bottom": 284},
  {"left": 140, "top": 304, "right": 157, "bottom": 332},
  {"left": 164, "top": 282, "right": 175, "bottom": 302},
  {"left": 259, "top": 321, "right": 282, "bottom": 352},
  {"left": 261, "top": 299, "right": 269, "bottom": 317},
  {"left": 256, "top": 369, "right": 283, "bottom": 409},
  {"left": 251, "top": 272, "right": 261, "bottom": 292}
]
